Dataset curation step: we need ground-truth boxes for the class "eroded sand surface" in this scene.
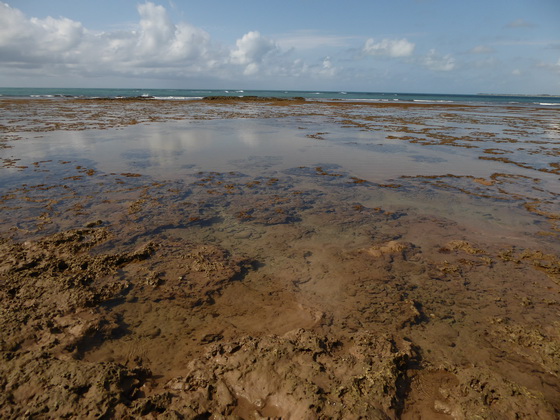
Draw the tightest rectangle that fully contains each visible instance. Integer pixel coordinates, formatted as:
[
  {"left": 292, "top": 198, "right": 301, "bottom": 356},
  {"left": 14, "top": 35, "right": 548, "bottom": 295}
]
[{"left": 1, "top": 98, "right": 559, "bottom": 419}]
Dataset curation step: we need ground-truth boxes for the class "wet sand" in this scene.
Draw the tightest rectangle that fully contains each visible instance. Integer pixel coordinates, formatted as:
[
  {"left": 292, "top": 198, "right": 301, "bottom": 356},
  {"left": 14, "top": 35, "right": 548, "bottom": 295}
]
[{"left": 1, "top": 97, "right": 559, "bottom": 418}]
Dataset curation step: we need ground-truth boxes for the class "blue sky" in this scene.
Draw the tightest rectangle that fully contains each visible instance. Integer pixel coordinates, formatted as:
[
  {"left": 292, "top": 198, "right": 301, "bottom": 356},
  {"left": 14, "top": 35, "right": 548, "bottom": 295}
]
[{"left": 1, "top": 0, "right": 559, "bottom": 94}]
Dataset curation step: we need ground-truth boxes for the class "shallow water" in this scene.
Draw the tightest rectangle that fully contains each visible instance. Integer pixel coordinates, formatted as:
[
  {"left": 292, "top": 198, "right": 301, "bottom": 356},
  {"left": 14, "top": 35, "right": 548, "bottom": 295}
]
[
  {"left": 1, "top": 98, "right": 559, "bottom": 418},
  {"left": 2, "top": 102, "right": 558, "bottom": 244},
  {"left": 0, "top": 116, "right": 522, "bottom": 179}
]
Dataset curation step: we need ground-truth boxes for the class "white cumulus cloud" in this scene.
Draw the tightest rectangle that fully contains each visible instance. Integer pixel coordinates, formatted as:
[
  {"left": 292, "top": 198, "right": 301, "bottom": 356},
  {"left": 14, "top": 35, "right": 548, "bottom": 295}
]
[
  {"left": 93, "top": 2, "right": 216, "bottom": 70},
  {"left": 422, "top": 49, "right": 456, "bottom": 71},
  {"left": 0, "top": 1, "right": 218, "bottom": 75},
  {"left": 0, "top": 2, "right": 84, "bottom": 63},
  {"left": 230, "top": 31, "right": 280, "bottom": 76},
  {"left": 320, "top": 56, "right": 336, "bottom": 77},
  {"left": 362, "top": 38, "right": 415, "bottom": 58},
  {"left": 0, "top": 1, "right": 459, "bottom": 88},
  {"left": 131, "top": 2, "right": 213, "bottom": 64},
  {"left": 230, "top": 31, "right": 278, "bottom": 65}
]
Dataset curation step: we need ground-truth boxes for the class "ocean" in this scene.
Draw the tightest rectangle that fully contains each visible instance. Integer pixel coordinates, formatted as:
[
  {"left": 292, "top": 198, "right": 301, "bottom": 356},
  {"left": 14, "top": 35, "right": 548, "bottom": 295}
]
[{"left": 1, "top": 87, "right": 559, "bottom": 106}]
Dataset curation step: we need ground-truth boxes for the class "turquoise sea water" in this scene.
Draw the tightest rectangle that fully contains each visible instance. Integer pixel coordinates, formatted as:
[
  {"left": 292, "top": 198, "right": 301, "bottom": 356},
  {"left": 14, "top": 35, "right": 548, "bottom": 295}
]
[{"left": 1, "top": 87, "right": 559, "bottom": 106}]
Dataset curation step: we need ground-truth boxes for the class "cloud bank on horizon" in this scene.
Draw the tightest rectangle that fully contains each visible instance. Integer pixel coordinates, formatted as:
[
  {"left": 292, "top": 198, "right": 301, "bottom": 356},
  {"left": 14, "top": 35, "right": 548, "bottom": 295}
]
[{"left": 0, "top": 1, "right": 559, "bottom": 94}]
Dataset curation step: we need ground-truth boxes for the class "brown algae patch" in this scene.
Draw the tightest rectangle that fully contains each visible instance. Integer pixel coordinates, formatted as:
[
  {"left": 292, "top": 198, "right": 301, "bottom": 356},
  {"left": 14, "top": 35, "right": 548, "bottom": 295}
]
[{"left": 3, "top": 203, "right": 560, "bottom": 418}]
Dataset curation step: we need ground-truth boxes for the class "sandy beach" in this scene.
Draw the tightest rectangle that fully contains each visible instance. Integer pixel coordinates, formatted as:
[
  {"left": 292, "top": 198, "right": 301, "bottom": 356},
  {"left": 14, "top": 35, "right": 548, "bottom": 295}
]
[{"left": 1, "top": 97, "right": 559, "bottom": 418}]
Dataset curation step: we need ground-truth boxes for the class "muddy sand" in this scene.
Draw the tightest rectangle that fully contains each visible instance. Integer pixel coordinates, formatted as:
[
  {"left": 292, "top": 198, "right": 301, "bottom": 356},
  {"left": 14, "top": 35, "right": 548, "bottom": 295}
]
[{"left": 0, "top": 97, "right": 559, "bottom": 419}]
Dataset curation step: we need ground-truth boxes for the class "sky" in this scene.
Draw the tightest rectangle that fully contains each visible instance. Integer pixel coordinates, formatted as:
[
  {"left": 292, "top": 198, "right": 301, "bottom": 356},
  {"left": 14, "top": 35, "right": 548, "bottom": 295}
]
[{"left": 1, "top": 0, "right": 559, "bottom": 94}]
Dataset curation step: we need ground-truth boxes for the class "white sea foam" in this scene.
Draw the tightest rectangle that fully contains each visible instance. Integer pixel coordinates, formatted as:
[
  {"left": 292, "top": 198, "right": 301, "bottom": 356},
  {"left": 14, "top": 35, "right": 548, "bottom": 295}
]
[
  {"left": 153, "top": 96, "right": 202, "bottom": 100},
  {"left": 334, "top": 98, "right": 391, "bottom": 103},
  {"left": 538, "top": 102, "right": 559, "bottom": 106},
  {"left": 413, "top": 99, "right": 454, "bottom": 103}
]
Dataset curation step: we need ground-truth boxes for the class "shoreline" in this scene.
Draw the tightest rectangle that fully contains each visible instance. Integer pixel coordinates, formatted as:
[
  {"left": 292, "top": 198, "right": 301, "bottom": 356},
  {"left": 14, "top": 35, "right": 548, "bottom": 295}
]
[
  {"left": 2, "top": 88, "right": 560, "bottom": 107},
  {"left": 1, "top": 98, "right": 559, "bottom": 418}
]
